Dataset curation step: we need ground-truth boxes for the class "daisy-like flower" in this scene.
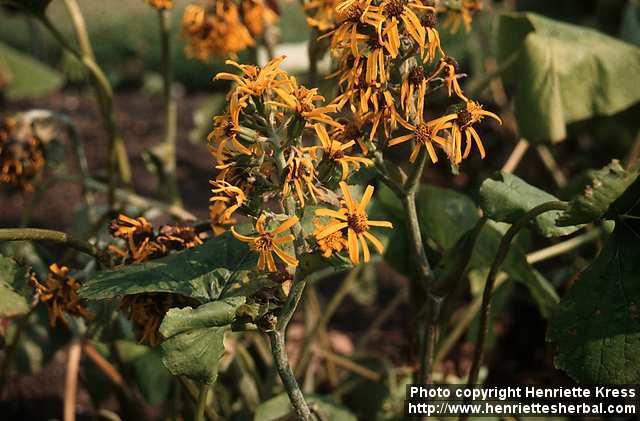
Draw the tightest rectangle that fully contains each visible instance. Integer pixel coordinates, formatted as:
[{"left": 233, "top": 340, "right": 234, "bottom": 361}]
[
  {"left": 448, "top": 100, "right": 501, "bottom": 164},
  {"left": 400, "top": 65, "right": 428, "bottom": 122},
  {"left": 377, "top": 0, "right": 428, "bottom": 58},
  {"left": 215, "top": 56, "right": 289, "bottom": 101},
  {"left": 231, "top": 214, "right": 299, "bottom": 272},
  {"left": 315, "top": 182, "right": 392, "bottom": 264},
  {"left": 420, "top": 10, "right": 443, "bottom": 63},
  {"left": 209, "top": 179, "right": 246, "bottom": 220},
  {"left": 314, "top": 124, "right": 372, "bottom": 179},
  {"left": 241, "top": 0, "right": 279, "bottom": 37},
  {"left": 282, "top": 155, "right": 320, "bottom": 207},
  {"left": 108, "top": 215, "right": 163, "bottom": 264},
  {"left": 31, "top": 264, "right": 93, "bottom": 327},
  {"left": 210, "top": 201, "right": 237, "bottom": 236},
  {"left": 314, "top": 218, "right": 347, "bottom": 257},
  {"left": 331, "top": 113, "right": 370, "bottom": 155},
  {"left": 270, "top": 76, "right": 341, "bottom": 128},
  {"left": 443, "top": 0, "right": 482, "bottom": 33},
  {"left": 430, "top": 57, "right": 467, "bottom": 101},
  {"left": 145, "top": 0, "right": 173, "bottom": 10},
  {"left": 327, "top": 0, "right": 385, "bottom": 58},
  {"left": 156, "top": 224, "right": 203, "bottom": 251},
  {"left": 388, "top": 117, "right": 452, "bottom": 163}
]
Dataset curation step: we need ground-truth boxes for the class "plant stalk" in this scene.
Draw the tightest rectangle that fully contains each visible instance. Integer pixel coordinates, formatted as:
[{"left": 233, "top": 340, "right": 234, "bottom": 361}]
[
  {"left": 158, "top": 8, "right": 181, "bottom": 206},
  {"left": 466, "top": 201, "right": 569, "bottom": 387},
  {"left": 194, "top": 383, "right": 210, "bottom": 421},
  {"left": 0, "top": 228, "right": 109, "bottom": 265}
]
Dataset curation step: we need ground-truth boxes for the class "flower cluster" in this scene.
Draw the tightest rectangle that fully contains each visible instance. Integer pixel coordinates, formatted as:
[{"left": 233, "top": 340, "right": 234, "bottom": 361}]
[
  {"left": 108, "top": 214, "right": 203, "bottom": 265},
  {"left": 107, "top": 214, "right": 203, "bottom": 344},
  {"left": 0, "top": 116, "right": 46, "bottom": 192},
  {"left": 181, "top": 0, "right": 278, "bottom": 60},
  {"left": 31, "top": 264, "right": 94, "bottom": 328},
  {"left": 315, "top": 0, "right": 500, "bottom": 165},
  {"left": 207, "top": 56, "right": 392, "bottom": 271}
]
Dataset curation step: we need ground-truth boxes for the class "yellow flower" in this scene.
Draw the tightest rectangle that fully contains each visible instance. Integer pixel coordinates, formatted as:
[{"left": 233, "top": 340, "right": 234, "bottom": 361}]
[
  {"left": 282, "top": 155, "right": 320, "bottom": 207},
  {"left": 305, "top": 0, "right": 339, "bottom": 31},
  {"left": 314, "top": 123, "right": 372, "bottom": 180},
  {"left": 108, "top": 214, "right": 162, "bottom": 264},
  {"left": 331, "top": 113, "right": 370, "bottom": 155},
  {"left": 327, "top": 0, "right": 385, "bottom": 58},
  {"left": 209, "top": 179, "right": 246, "bottom": 220},
  {"left": 270, "top": 76, "right": 341, "bottom": 128},
  {"left": 315, "top": 182, "right": 392, "bottom": 264},
  {"left": 420, "top": 10, "right": 443, "bottom": 63},
  {"left": 210, "top": 201, "right": 237, "bottom": 236},
  {"left": 400, "top": 65, "right": 428, "bottom": 122},
  {"left": 377, "top": 0, "right": 428, "bottom": 58},
  {"left": 449, "top": 100, "right": 502, "bottom": 164},
  {"left": 215, "top": 56, "right": 289, "bottom": 100},
  {"left": 31, "top": 264, "right": 93, "bottom": 327},
  {"left": 156, "top": 224, "right": 203, "bottom": 251},
  {"left": 242, "top": 0, "right": 279, "bottom": 37},
  {"left": 145, "top": 0, "right": 173, "bottom": 10},
  {"left": 314, "top": 218, "right": 347, "bottom": 257},
  {"left": 388, "top": 117, "right": 452, "bottom": 163},
  {"left": 430, "top": 57, "right": 467, "bottom": 101},
  {"left": 231, "top": 214, "right": 299, "bottom": 272},
  {"left": 443, "top": 0, "right": 482, "bottom": 33}
]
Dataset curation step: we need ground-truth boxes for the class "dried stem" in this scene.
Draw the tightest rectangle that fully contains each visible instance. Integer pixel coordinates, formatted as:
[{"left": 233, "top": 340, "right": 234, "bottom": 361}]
[
  {"left": 501, "top": 138, "right": 530, "bottom": 173},
  {"left": 466, "top": 201, "right": 569, "bottom": 386},
  {"left": 194, "top": 383, "right": 210, "bottom": 421},
  {"left": 64, "top": 339, "right": 82, "bottom": 421}
]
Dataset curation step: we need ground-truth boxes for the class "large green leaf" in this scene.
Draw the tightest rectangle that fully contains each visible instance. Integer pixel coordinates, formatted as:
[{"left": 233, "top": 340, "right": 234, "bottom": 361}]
[
  {"left": 557, "top": 160, "right": 639, "bottom": 226},
  {"left": 479, "top": 171, "right": 580, "bottom": 237},
  {"left": 0, "top": 42, "right": 62, "bottom": 100},
  {"left": 497, "top": 13, "right": 640, "bottom": 142},
  {"left": 0, "top": 255, "right": 33, "bottom": 317},
  {"left": 547, "top": 178, "right": 640, "bottom": 383},
  {"left": 80, "top": 233, "right": 257, "bottom": 302},
  {"left": 159, "top": 297, "right": 244, "bottom": 384},
  {"left": 254, "top": 393, "right": 357, "bottom": 421}
]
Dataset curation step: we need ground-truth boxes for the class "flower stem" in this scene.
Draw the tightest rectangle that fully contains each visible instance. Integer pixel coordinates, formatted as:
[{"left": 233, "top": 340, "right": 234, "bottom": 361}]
[
  {"left": 158, "top": 8, "right": 181, "bottom": 206},
  {"left": 39, "top": 11, "right": 132, "bottom": 209},
  {"left": 466, "top": 201, "right": 569, "bottom": 387},
  {"left": 268, "top": 330, "right": 312, "bottom": 421},
  {"left": 194, "top": 383, "right": 210, "bottom": 421},
  {"left": 0, "top": 228, "right": 110, "bottom": 265}
]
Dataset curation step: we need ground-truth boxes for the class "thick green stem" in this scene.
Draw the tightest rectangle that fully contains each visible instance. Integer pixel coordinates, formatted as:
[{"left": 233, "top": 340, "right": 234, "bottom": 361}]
[
  {"left": 269, "top": 330, "right": 312, "bottom": 421},
  {"left": 0, "top": 228, "right": 110, "bottom": 265},
  {"left": 158, "top": 8, "right": 181, "bottom": 206},
  {"left": 466, "top": 201, "right": 569, "bottom": 387}
]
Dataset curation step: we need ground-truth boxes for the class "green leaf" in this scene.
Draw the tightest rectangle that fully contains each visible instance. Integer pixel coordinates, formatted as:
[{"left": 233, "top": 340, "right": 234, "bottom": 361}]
[
  {"left": 254, "top": 393, "right": 357, "bottom": 421},
  {"left": 0, "top": 42, "right": 62, "bottom": 100},
  {"left": 558, "top": 160, "right": 639, "bottom": 226},
  {"left": 159, "top": 297, "right": 245, "bottom": 384},
  {"left": 0, "top": 255, "right": 33, "bottom": 318},
  {"left": 497, "top": 12, "right": 640, "bottom": 142},
  {"left": 547, "top": 178, "right": 640, "bottom": 382},
  {"left": 115, "top": 340, "right": 171, "bottom": 405},
  {"left": 479, "top": 171, "right": 580, "bottom": 237},
  {"left": 80, "top": 233, "right": 257, "bottom": 302}
]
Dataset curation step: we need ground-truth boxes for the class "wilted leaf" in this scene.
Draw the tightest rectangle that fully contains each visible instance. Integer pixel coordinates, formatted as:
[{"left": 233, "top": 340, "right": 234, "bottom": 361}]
[
  {"left": 479, "top": 171, "right": 580, "bottom": 237},
  {"left": 497, "top": 13, "right": 640, "bottom": 142},
  {"left": 0, "top": 255, "right": 33, "bottom": 317},
  {"left": 0, "top": 42, "right": 62, "bottom": 100},
  {"left": 80, "top": 233, "right": 256, "bottom": 302},
  {"left": 558, "top": 160, "right": 639, "bottom": 226},
  {"left": 254, "top": 393, "right": 357, "bottom": 421},
  {"left": 159, "top": 297, "right": 244, "bottom": 384},
  {"left": 548, "top": 178, "right": 640, "bottom": 383}
]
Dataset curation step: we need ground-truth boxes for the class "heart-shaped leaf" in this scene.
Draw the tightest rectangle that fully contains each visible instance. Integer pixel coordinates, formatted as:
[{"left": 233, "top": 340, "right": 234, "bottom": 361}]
[{"left": 0, "top": 255, "right": 33, "bottom": 318}]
